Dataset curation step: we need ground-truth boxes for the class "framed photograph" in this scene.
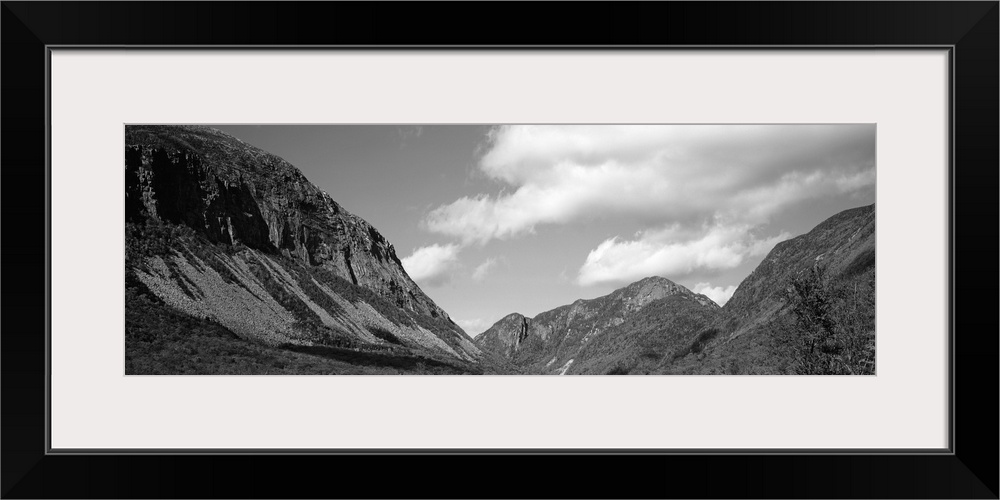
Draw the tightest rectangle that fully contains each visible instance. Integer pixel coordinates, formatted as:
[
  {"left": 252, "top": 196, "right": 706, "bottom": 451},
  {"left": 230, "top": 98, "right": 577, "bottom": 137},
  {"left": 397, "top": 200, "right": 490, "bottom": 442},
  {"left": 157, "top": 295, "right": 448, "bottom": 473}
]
[{"left": 3, "top": 2, "right": 996, "bottom": 498}]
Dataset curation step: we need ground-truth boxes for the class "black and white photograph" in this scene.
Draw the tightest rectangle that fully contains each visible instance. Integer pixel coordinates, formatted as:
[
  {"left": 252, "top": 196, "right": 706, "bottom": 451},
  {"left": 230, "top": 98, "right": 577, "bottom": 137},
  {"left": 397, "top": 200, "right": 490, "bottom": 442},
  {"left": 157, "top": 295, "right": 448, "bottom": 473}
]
[
  {"left": 7, "top": 0, "right": 994, "bottom": 496},
  {"left": 125, "top": 124, "right": 876, "bottom": 375}
]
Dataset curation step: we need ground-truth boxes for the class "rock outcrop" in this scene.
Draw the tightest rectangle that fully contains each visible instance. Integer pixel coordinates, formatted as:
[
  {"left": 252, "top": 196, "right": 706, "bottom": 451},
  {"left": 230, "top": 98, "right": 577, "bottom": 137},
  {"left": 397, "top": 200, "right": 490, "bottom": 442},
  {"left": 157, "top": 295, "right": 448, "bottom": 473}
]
[{"left": 474, "top": 313, "right": 532, "bottom": 359}]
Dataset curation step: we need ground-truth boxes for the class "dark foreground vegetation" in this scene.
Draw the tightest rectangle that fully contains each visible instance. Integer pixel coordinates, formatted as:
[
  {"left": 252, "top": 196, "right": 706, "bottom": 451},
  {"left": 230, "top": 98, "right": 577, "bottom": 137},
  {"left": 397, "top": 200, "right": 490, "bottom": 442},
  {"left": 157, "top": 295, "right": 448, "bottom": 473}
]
[
  {"left": 775, "top": 265, "right": 876, "bottom": 375},
  {"left": 280, "top": 344, "right": 479, "bottom": 375}
]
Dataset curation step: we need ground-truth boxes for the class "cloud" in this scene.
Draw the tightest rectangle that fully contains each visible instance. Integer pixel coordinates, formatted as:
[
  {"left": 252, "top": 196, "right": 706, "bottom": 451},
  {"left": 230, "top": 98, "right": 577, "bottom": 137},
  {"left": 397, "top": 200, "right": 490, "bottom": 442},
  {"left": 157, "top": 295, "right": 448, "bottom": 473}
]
[
  {"left": 692, "top": 283, "right": 738, "bottom": 307},
  {"left": 400, "top": 243, "right": 461, "bottom": 287},
  {"left": 576, "top": 222, "right": 790, "bottom": 287},
  {"left": 455, "top": 318, "right": 493, "bottom": 337},
  {"left": 423, "top": 125, "right": 875, "bottom": 245},
  {"left": 471, "top": 257, "right": 499, "bottom": 282}
]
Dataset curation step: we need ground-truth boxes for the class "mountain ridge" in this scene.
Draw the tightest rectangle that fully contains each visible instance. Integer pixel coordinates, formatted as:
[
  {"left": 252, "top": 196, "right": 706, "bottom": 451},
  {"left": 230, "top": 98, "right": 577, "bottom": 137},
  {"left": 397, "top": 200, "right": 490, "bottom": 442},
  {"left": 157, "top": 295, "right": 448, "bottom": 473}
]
[
  {"left": 475, "top": 276, "right": 720, "bottom": 374},
  {"left": 663, "top": 202, "right": 876, "bottom": 374}
]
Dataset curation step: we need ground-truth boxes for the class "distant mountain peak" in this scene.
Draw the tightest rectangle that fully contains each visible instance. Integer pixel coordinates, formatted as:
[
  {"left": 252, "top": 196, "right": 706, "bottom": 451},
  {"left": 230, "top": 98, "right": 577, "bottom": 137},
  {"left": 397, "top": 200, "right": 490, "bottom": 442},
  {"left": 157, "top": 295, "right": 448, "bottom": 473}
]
[
  {"left": 625, "top": 276, "right": 679, "bottom": 293},
  {"left": 500, "top": 312, "right": 527, "bottom": 321},
  {"left": 615, "top": 275, "right": 719, "bottom": 309},
  {"left": 475, "top": 274, "right": 721, "bottom": 373},
  {"left": 632, "top": 275, "right": 677, "bottom": 285}
]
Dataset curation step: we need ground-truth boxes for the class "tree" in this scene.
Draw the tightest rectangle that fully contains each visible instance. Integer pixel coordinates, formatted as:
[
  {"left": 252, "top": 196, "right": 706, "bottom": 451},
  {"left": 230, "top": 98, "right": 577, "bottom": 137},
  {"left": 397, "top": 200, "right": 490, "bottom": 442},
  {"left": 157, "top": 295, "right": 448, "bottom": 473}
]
[{"left": 780, "top": 264, "right": 875, "bottom": 375}]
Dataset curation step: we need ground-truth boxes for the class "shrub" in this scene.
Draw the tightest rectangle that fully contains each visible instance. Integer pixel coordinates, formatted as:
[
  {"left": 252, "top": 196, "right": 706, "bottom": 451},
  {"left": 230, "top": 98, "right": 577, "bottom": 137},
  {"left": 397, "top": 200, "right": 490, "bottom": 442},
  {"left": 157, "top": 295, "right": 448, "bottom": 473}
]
[
  {"left": 370, "top": 327, "right": 403, "bottom": 346},
  {"left": 689, "top": 328, "right": 720, "bottom": 354}
]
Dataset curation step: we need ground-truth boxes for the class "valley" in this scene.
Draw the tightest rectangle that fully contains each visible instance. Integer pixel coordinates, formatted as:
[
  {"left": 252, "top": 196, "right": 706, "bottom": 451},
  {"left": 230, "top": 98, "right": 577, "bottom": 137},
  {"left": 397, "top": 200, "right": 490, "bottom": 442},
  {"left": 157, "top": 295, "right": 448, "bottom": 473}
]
[{"left": 125, "top": 125, "right": 875, "bottom": 375}]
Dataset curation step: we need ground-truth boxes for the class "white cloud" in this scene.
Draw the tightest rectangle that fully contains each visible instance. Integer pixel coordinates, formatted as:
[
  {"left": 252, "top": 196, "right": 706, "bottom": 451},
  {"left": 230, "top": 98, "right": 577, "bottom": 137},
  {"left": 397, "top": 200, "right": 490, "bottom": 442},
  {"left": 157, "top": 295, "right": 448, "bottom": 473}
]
[
  {"left": 692, "top": 283, "right": 738, "bottom": 307},
  {"left": 400, "top": 243, "right": 461, "bottom": 287},
  {"left": 576, "top": 222, "right": 790, "bottom": 287},
  {"left": 424, "top": 125, "right": 875, "bottom": 245},
  {"left": 471, "top": 257, "right": 499, "bottom": 282},
  {"left": 455, "top": 318, "right": 492, "bottom": 337}
]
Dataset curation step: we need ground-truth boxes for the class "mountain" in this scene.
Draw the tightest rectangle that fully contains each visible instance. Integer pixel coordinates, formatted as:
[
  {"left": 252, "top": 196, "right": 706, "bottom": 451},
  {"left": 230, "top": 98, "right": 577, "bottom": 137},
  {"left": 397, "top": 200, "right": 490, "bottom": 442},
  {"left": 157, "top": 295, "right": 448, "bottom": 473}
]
[
  {"left": 475, "top": 277, "right": 721, "bottom": 374},
  {"left": 123, "top": 126, "right": 875, "bottom": 376},
  {"left": 661, "top": 203, "right": 876, "bottom": 374},
  {"left": 476, "top": 203, "right": 876, "bottom": 375},
  {"left": 124, "top": 125, "right": 480, "bottom": 374}
]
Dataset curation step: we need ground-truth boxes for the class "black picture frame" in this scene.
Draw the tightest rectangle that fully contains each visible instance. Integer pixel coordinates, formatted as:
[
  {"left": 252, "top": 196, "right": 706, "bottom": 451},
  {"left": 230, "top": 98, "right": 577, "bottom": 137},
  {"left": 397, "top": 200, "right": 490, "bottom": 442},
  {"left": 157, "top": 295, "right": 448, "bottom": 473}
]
[{"left": 2, "top": 2, "right": 996, "bottom": 498}]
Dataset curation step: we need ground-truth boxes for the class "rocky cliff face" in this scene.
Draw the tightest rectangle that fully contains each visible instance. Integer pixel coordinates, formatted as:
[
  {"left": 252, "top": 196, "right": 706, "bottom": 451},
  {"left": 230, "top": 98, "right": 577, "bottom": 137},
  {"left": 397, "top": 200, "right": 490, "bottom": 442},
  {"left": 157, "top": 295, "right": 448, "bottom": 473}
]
[
  {"left": 126, "top": 125, "right": 449, "bottom": 320},
  {"left": 476, "top": 277, "right": 720, "bottom": 374},
  {"left": 125, "top": 125, "right": 479, "bottom": 365},
  {"left": 474, "top": 313, "right": 532, "bottom": 359}
]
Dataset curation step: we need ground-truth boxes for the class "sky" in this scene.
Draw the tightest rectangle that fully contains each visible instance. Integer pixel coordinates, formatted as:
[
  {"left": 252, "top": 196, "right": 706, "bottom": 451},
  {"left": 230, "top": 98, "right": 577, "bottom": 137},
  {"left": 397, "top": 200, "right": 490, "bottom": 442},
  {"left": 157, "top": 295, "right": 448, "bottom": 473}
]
[{"left": 215, "top": 125, "right": 876, "bottom": 337}]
